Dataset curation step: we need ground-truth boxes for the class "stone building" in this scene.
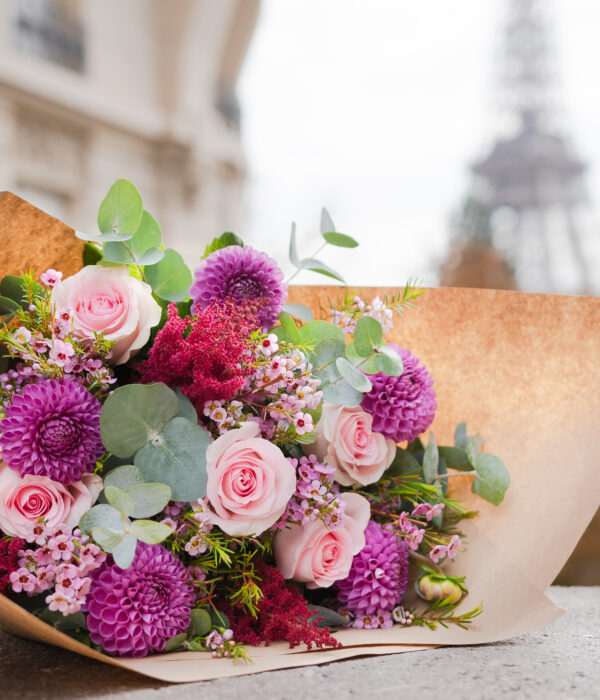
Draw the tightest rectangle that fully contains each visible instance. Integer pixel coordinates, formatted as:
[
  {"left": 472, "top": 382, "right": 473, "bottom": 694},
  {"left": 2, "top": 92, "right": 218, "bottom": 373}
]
[{"left": 0, "top": 0, "right": 259, "bottom": 266}]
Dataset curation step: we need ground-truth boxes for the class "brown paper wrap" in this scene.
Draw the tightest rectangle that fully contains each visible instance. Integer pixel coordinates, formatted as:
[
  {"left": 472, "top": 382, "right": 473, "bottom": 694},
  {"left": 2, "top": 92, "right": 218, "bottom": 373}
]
[{"left": 0, "top": 195, "right": 598, "bottom": 681}]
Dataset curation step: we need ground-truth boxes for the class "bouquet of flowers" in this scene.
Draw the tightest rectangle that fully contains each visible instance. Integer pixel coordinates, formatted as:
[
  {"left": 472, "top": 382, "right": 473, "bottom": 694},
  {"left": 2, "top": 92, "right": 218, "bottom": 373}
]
[{"left": 0, "top": 180, "right": 511, "bottom": 662}]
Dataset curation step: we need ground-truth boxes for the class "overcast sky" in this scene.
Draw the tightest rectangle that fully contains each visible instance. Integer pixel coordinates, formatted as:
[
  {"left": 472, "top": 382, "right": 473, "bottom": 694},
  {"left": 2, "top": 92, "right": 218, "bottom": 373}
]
[{"left": 237, "top": 0, "right": 600, "bottom": 287}]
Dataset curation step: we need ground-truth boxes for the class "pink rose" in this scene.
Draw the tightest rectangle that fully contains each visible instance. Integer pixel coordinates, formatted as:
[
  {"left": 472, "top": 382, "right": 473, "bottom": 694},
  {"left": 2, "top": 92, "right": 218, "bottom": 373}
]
[
  {"left": 51, "top": 265, "right": 162, "bottom": 364},
  {"left": 205, "top": 422, "right": 296, "bottom": 536},
  {"left": 310, "top": 403, "right": 396, "bottom": 487},
  {"left": 0, "top": 462, "right": 102, "bottom": 538},
  {"left": 274, "top": 492, "right": 370, "bottom": 588}
]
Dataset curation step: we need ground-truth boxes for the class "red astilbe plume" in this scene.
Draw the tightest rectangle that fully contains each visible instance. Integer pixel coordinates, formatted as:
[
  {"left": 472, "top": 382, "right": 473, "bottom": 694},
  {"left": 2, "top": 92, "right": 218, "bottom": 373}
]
[
  {"left": 223, "top": 559, "right": 342, "bottom": 650},
  {"left": 138, "top": 301, "right": 258, "bottom": 411},
  {"left": 0, "top": 536, "right": 26, "bottom": 595}
]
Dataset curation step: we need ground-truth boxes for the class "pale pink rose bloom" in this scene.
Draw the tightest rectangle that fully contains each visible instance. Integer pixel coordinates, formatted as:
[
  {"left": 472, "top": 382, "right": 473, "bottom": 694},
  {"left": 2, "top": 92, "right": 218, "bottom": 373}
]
[
  {"left": 51, "top": 265, "right": 162, "bottom": 364},
  {"left": 309, "top": 402, "right": 396, "bottom": 487},
  {"left": 274, "top": 492, "right": 370, "bottom": 588},
  {"left": 205, "top": 422, "right": 297, "bottom": 536},
  {"left": 0, "top": 462, "right": 102, "bottom": 538}
]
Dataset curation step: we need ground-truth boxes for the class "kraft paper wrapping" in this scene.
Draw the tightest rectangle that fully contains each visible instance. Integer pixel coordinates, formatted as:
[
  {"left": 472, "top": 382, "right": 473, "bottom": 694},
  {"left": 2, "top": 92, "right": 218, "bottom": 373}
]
[{"left": 0, "top": 195, "right": 598, "bottom": 682}]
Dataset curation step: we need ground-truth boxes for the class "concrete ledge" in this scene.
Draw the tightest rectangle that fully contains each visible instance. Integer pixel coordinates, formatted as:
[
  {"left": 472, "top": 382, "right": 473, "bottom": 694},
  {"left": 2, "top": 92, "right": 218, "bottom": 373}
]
[{"left": 1, "top": 587, "right": 599, "bottom": 699}]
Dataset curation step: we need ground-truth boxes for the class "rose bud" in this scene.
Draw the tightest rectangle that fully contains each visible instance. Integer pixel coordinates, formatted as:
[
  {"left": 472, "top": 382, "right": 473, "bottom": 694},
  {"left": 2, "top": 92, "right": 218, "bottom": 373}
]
[{"left": 416, "top": 572, "right": 467, "bottom": 605}]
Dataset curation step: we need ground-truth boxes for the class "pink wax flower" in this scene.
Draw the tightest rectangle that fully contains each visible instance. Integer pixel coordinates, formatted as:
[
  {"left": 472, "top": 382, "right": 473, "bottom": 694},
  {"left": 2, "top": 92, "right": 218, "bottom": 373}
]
[
  {"left": 0, "top": 462, "right": 102, "bottom": 538},
  {"left": 40, "top": 269, "right": 63, "bottom": 287},
  {"left": 50, "top": 265, "right": 162, "bottom": 365},
  {"left": 309, "top": 402, "right": 396, "bottom": 487},
  {"left": 205, "top": 422, "right": 296, "bottom": 536},
  {"left": 274, "top": 492, "right": 370, "bottom": 589}
]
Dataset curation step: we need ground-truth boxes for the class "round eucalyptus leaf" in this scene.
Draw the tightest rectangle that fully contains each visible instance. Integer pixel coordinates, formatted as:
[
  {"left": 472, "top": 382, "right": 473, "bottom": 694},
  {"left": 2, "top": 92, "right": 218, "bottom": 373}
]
[
  {"left": 92, "top": 526, "right": 125, "bottom": 550},
  {"left": 97, "top": 179, "right": 143, "bottom": 236},
  {"left": 100, "top": 383, "right": 180, "bottom": 457},
  {"left": 472, "top": 453, "right": 510, "bottom": 505},
  {"left": 322, "top": 379, "right": 363, "bottom": 407},
  {"left": 127, "top": 483, "right": 172, "bottom": 518},
  {"left": 345, "top": 340, "right": 380, "bottom": 374},
  {"left": 104, "top": 464, "right": 144, "bottom": 492},
  {"left": 322, "top": 232, "right": 359, "bottom": 248},
  {"left": 300, "top": 320, "right": 344, "bottom": 346},
  {"left": 189, "top": 609, "right": 212, "bottom": 637},
  {"left": 134, "top": 417, "right": 211, "bottom": 501},
  {"left": 354, "top": 316, "right": 383, "bottom": 356},
  {"left": 175, "top": 388, "right": 198, "bottom": 423},
  {"left": 79, "top": 503, "right": 123, "bottom": 534},
  {"left": 373, "top": 345, "right": 404, "bottom": 377},
  {"left": 104, "top": 485, "right": 135, "bottom": 517},
  {"left": 111, "top": 534, "right": 138, "bottom": 569},
  {"left": 129, "top": 520, "right": 172, "bottom": 544},
  {"left": 335, "top": 357, "right": 372, "bottom": 392},
  {"left": 144, "top": 248, "right": 192, "bottom": 302}
]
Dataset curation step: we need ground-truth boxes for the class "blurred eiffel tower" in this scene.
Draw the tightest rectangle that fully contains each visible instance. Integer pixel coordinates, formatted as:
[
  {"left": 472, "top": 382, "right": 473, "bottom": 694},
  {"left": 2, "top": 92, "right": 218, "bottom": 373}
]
[{"left": 441, "top": 0, "right": 600, "bottom": 294}]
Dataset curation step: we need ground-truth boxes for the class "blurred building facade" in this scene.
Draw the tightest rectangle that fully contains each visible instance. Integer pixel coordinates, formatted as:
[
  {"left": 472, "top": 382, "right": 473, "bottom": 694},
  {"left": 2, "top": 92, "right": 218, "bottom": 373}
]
[{"left": 0, "top": 0, "right": 259, "bottom": 266}]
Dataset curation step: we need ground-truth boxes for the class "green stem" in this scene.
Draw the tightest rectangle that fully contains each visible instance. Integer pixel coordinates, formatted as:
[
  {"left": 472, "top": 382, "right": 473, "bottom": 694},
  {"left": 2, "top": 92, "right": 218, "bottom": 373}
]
[
  {"left": 286, "top": 241, "right": 328, "bottom": 283},
  {"left": 409, "top": 550, "right": 444, "bottom": 575}
]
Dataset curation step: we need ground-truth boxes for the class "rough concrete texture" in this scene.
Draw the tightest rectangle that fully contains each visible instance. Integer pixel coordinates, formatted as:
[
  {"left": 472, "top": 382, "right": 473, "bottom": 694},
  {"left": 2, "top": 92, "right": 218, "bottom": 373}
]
[{"left": 0, "top": 587, "right": 598, "bottom": 700}]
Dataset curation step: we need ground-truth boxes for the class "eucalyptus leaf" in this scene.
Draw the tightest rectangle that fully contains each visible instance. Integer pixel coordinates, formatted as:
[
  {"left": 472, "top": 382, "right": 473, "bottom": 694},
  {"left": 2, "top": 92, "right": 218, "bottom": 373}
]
[
  {"left": 1, "top": 275, "right": 30, "bottom": 308},
  {"left": 322, "top": 379, "right": 363, "bottom": 406},
  {"left": 97, "top": 179, "right": 144, "bottom": 236},
  {"left": 0, "top": 296, "right": 19, "bottom": 316},
  {"left": 300, "top": 257, "right": 346, "bottom": 283},
  {"left": 385, "top": 447, "right": 422, "bottom": 477},
  {"left": 278, "top": 312, "right": 302, "bottom": 345},
  {"left": 283, "top": 302, "right": 314, "bottom": 322},
  {"left": 354, "top": 316, "right": 383, "bottom": 356},
  {"left": 307, "top": 604, "right": 348, "bottom": 628},
  {"left": 202, "top": 231, "right": 243, "bottom": 259},
  {"left": 454, "top": 422, "right": 468, "bottom": 450},
  {"left": 288, "top": 222, "right": 300, "bottom": 267},
  {"left": 127, "top": 483, "right": 172, "bottom": 518},
  {"left": 134, "top": 417, "right": 211, "bottom": 501},
  {"left": 103, "top": 210, "right": 163, "bottom": 265},
  {"left": 145, "top": 248, "right": 193, "bottom": 302},
  {"left": 322, "top": 232, "right": 359, "bottom": 248},
  {"left": 300, "top": 320, "right": 344, "bottom": 346},
  {"left": 189, "top": 609, "right": 212, "bottom": 637},
  {"left": 100, "top": 383, "right": 180, "bottom": 457},
  {"left": 76, "top": 230, "right": 133, "bottom": 243},
  {"left": 79, "top": 504, "right": 123, "bottom": 534},
  {"left": 208, "top": 609, "right": 230, "bottom": 629},
  {"left": 176, "top": 388, "right": 198, "bottom": 423},
  {"left": 312, "top": 337, "right": 346, "bottom": 384},
  {"left": 129, "top": 519, "right": 172, "bottom": 544},
  {"left": 165, "top": 633, "right": 187, "bottom": 652},
  {"left": 335, "top": 357, "right": 372, "bottom": 392},
  {"left": 423, "top": 434, "right": 439, "bottom": 484},
  {"left": 104, "top": 485, "right": 135, "bottom": 517},
  {"left": 437, "top": 446, "right": 473, "bottom": 472},
  {"left": 373, "top": 344, "right": 404, "bottom": 376},
  {"left": 466, "top": 434, "right": 485, "bottom": 467},
  {"left": 345, "top": 340, "right": 380, "bottom": 374},
  {"left": 83, "top": 243, "right": 103, "bottom": 267},
  {"left": 111, "top": 534, "right": 137, "bottom": 569},
  {"left": 320, "top": 207, "right": 336, "bottom": 235},
  {"left": 104, "top": 464, "right": 145, "bottom": 492},
  {"left": 92, "top": 526, "right": 125, "bottom": 550},
  {"left": 472, "top": 453, "right": 510, "bottom": 505}
]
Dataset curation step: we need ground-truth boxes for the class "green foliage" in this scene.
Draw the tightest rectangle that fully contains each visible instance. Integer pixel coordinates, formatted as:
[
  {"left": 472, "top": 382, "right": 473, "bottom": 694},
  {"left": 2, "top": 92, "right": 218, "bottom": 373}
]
[
  {"left": 472, "top": 453, "right": 510, "bottom": 505},
  {"left": 202, "top": 231, "right": 244, "bottom": 259},
  {"left": 104, "top": 485, "right": 135, "bottom": 517},
  {"left": 145, "top": 248, "right": 193, "bottom": 302},
  {"left": 103, "top": 464, "right": 144, "bottom": 491},
  {"left": 321, "top": 232, "right": 359, "bottom": 248},
  {"left": 189, "top": 609, "right": 212, "bottom": 637},
  {"left": 422, "top": 433, "right": 439, "bottom": 484},
  {"left": 102, "top": 210, "right": 164, "bottom": 266},
  {"left": 129, "top": 519, "right": 172, "bottom": 544},
  {"left": 277, "top": 311, "right": 302, "bottom": 345},
  {"left": 176, "top": 388, "right": 198, "bottom": 423},
  {"left": 385, "top": 447, "right": 422, "bottom": 478},
  {"left": 126, "top": 483, "right": 172, "bottom": 518},
  {"left": 299, "top": 319, "right": 344, "bottom": 346},
  {"left": 282, "top": 303, "right": 314, "bottom": 322},
  {"left": 335, "top": 356, "right": 372, "bottom": 392},
  {"left": 165, "top": 632, "right": 188, "bottom": 652},
  {"left": 344, "top": 339, "right": 380, "bottom": 374},
  {"left": 83, "top": 243, "right": 103, "bottom": 266},
  {"left": 134, "top": 416, "right": 211, "bottom": 501},
  {"left": 97, "top": 179, "right": 143, "bottom": 238},
  {"left": 307, "top": 604, "right": 349, "bottom": 628},
  {"left": 100, "top": 383, "right": 179, "bottom": 457},
  {"left": 437, "top": 446, "right": 472, "bottom": 472},
  {"left": 373, "top": 344, "right": 403, "bottom": 376},
  {"left": 353, "top": 316, "right": 383, "bottom": 356}
]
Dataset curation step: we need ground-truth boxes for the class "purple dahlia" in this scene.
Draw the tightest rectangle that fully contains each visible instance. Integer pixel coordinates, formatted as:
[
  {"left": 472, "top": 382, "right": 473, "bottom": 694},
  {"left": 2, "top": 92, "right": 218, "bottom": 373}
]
[
  {"left": 190, "top": 245, "right": 287, "bottom": 330},
  {"left": 0, "top": 378, "right": 103, "bottom": 485},
  {"left": 336, "top": 520, "right": 409, "bottom": 624},
  {"left": 361, "top": 346, "right": 437, "bottom": 443},
  {"left": 85, "top": 543, "right": 193, "bottom": 657}
]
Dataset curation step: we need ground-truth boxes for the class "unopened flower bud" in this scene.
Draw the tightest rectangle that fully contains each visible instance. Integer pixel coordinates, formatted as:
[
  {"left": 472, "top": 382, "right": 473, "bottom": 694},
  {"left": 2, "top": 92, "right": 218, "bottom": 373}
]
[{"left": 417, "top": 573, "right": 465, "bottom": 605}]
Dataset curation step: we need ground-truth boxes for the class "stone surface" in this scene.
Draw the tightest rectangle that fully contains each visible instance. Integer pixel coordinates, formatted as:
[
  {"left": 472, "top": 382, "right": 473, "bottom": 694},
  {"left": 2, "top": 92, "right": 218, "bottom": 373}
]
[{"left": 0, "top": 587, "right": 598, "bottom": 699}]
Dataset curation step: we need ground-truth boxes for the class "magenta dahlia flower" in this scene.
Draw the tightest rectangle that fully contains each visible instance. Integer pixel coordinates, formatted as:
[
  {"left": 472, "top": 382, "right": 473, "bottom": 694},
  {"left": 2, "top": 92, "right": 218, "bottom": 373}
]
[
  {"left": 336, "top": 520, "right": 409, "bottom": 619},
  {"left": 0, "top": 378, "right": 103, "bottom": 485},
  {"left": 85, "top": 543, "right": 194, "bottom": 657},
  {"left": 361, "top": 346, "right": 437, "bottom": 443},
  {"left": 190, "top": 246, "right": 287, "bottom": 330}
]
